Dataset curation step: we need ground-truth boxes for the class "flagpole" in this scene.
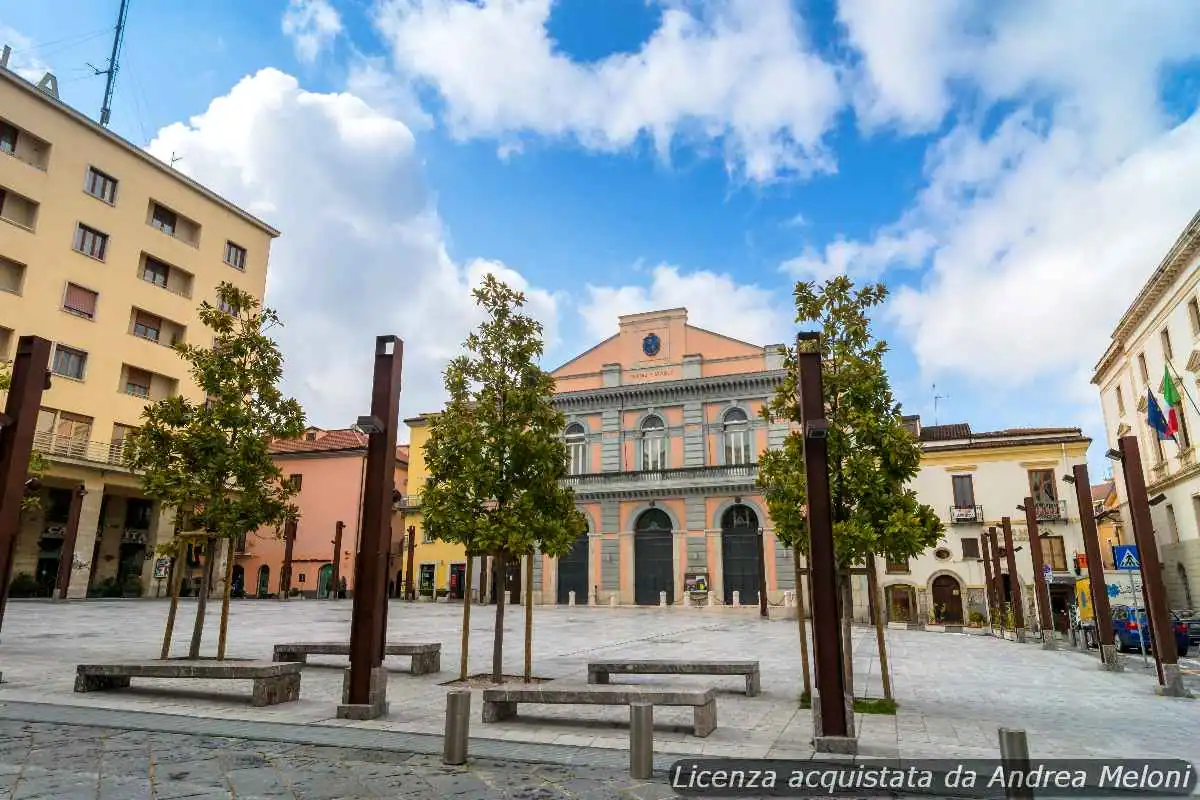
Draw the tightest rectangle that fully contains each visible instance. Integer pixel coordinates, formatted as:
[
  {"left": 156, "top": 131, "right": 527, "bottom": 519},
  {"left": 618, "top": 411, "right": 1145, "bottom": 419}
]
[{"left": 1164, "top": 360, "right": 1200, "bottom": 419}]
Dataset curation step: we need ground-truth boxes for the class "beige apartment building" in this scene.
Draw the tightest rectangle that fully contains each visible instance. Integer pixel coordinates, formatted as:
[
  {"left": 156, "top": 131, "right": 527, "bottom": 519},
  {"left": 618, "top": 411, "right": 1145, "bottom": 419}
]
[{"left": 0, "top": 63, "right": 279, "bottom": 599}]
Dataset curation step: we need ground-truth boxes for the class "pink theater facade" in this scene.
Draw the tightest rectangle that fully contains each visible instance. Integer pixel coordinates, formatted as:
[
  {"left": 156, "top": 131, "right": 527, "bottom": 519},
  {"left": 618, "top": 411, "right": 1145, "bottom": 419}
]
[{"left": 531, "top": 308, "right": 793, "bottom": 606}]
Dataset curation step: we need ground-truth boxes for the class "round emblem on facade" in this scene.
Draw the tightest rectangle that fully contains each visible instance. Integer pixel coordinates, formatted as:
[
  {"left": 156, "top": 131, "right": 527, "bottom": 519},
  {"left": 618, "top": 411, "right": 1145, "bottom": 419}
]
[{"left": 643, "top": 333, "right": 661, "bottom": 356}]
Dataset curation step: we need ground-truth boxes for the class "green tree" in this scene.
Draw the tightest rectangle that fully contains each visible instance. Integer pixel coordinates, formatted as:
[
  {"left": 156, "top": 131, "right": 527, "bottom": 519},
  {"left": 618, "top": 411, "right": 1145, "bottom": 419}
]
[
  {"left": 422, "top": 274, "right": 586, "bottom": 683},
  {"left": 124, "top": 282, "right": 305, "bottom": 660},
  {"left": 0, "top": 363, "right": 49, "bottom": 511},
  {"left": 758, "top": 276, "right": 943, "bottom": 697}
]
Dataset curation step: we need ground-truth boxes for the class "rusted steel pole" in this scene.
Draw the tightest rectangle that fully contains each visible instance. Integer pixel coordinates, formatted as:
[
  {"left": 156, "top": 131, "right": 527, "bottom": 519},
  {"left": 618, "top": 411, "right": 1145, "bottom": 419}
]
[
  {"left": 1070, "top": 466, "right": 1116, "bottom": 651},
  {"left": 54, "top": 484, "right": 87, "bottom": 600},
  {"left": 980, "top": 530, "right": 997, "bottom": 623},
  {"left": 405, "top": 525, "right": 416, "bottom": 601},
  {"left": 988, "top": 527, "right": 1005, "bottom": 615},
  {"left": 279, "top": 518, "right": 297, "bottom": 598},
  {"left": 1118, "top": 435, "right": 1179, "bottom": 684},
  {"left": 330, "top": 520, "right": 344, "bottom": 598},
  {"left": 1002, "top": 517, "right": 1025, "bottom": 631},
  {"left": 347, "top": 335, "right": 403, "bottom": 707},
  {"left": 1022, "top": 497, "right": 1053, "bottom": 634},
  {"left": 795, "top": 332, "right": 849, "bottom": 739},
  {"left": 0, "top": 336, "right": 52, "bottom": 630}
]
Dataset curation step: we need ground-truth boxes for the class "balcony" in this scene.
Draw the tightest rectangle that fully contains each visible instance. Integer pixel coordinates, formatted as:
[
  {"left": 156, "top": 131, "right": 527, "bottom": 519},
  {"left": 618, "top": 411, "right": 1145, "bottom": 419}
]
[
  {"left": 562, "top": 464, "right": 759, "bottom": 499},
  {"left": 948, "top": 505, "right": 983, "bottom": 524},
  {"left": 1034, "top": 499, "right": 1067, "bottom": 522},
  {"left": 33, "top": 430, "right": 132, "bottom": 470}
]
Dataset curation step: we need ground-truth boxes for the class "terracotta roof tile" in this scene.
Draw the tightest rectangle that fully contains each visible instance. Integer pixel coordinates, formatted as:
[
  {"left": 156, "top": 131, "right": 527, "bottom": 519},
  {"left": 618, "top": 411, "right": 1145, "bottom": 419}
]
[
  {"left": 918, "top": 423, "right": 972, "bottom": 442},
  {"left": 972, "top": 427, "right": 1082, "bottom": 438},
  {"left": 1091, "top": 480, "right": 1114, "bottom": 503},
  {"left": 270, "top": 428, "right": 366, "bottom": 455}
]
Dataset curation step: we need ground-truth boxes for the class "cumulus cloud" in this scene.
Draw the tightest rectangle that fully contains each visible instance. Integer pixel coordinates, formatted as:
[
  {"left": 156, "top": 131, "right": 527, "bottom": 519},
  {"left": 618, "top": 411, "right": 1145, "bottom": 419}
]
[
  {"left": 146, "top": 68, "right": 559, "bottom": 429},
  {"left": 579, "top": 265, "right": 792, "bottom": 346},
  {"left": 371, "top": 0, "right": 842, "bottom": 182},
  {"left": 282, "top": 0, "right": 344, "bottom": 63},
  {"left": 0, "top": 26, "right": 53, "bottom": 82}
]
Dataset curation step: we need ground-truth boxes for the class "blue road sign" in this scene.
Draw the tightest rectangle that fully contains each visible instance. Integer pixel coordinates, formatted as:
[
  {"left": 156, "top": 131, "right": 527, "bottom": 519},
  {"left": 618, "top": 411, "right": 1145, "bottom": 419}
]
[
  {"left": 1042, "top": 564, "right": 1052, "bottom": 576},
  {"left": 1113, "top": 544, "right": 1140, "bottom": 571},
  {"left": 1106, "top": 583, "right": 1121, "bottom": 599}
]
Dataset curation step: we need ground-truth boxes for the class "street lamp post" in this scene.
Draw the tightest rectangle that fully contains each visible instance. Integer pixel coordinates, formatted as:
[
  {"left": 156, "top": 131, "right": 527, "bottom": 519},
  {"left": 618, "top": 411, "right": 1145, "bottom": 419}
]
[
  {"left": 0, "top": 336, "right": 52, "bottom": 632},
  {"left": 1063, "top": 466, "right": 1121, "bottom": 671},
  {"left": 1001, "top": 517, "right": 1026, "bottom": 643},
  {"left": 342, "top": 335, "right": 404, "bottom": 719},
  {"left": 795, "top": 332, "right": 855, "bottom": 753},
  {"left": 1017, "top": 499, "right": 1053, "bottom": 647},
  {"left": 1110, "top": 437, "right": 1189, "bottom": 697}
]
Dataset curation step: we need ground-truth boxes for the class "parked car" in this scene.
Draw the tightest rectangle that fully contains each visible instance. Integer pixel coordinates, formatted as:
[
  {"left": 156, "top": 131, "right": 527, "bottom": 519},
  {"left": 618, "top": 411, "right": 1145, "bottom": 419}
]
[
  {"left": 1110, "top": 605, "right": 1190, "bottom": 657},
  {"left": 1183, "top": 615, "right": 1200, "bottom": 648}
]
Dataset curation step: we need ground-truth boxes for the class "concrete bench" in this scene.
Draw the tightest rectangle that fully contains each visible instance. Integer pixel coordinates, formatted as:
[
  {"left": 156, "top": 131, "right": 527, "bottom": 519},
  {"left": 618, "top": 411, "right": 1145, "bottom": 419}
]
[
  {"left": 272, "top": 642, "right": 441, "bottom": 675},
  {"left": 482, "top": 685, "right": 717, "bottom": 737},
  {"left": 587, "top": 659, "right": 761, "bottom": 697},
  {"left": 74, "top": 660, "right": 301, "bottom": 707}
]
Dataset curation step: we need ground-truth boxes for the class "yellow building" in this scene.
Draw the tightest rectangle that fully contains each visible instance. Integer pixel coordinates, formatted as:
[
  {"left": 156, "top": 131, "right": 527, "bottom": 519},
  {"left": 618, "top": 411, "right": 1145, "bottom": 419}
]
[
  {"left": 397, "top": 415, "right": 469, "bottom": 599},
  {"left": 0, "top": 63, "right": 279, "bottom": 599}
]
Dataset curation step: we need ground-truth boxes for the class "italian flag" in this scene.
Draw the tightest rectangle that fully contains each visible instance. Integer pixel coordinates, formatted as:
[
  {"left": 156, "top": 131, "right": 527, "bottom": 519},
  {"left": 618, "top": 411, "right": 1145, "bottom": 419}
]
[{"left": 1160, "top": 365, "right": 1182, "bottom": 437}]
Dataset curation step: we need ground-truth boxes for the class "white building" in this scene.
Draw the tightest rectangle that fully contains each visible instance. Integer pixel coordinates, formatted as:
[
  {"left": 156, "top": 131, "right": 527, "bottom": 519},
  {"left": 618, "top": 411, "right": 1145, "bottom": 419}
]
[
  {"left": 876, "top": 416, "right": 1092, "bottom": 631},
  {"left": 1093, "top": 210, "right": 1200, "bottom": 612}
]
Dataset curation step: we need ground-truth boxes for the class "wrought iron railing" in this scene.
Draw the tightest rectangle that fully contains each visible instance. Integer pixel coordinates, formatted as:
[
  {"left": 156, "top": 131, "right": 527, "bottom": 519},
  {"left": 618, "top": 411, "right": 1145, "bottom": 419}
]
[
  {"left": 948, "top": 505, "right": 983, "bottom": 524},
  {"left": 1034, "top": 499, "right": 1067, "bottom": 521},
  {"left": 32, "top": 430, "right": 131, "bottom": 469},
  {"left": 561, "top": 463, "right": 758, "bottom": 488}
]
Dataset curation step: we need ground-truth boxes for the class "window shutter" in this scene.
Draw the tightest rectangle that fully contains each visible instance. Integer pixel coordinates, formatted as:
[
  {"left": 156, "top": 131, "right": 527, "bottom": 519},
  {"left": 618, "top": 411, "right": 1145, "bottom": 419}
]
[{"left": 64, "top": 283, "right": 98, "bottom": 316}]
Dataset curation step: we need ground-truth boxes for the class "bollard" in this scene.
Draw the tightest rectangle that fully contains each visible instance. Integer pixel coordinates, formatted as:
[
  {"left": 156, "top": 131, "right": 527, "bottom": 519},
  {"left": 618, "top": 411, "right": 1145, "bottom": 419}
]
[
  {"left": 659, "top": 591, "right": 667, "bottom": 607},
  {"left": 609, "top": 596, "right": 617, "bottom": 607},
  {"left": 997, "top": 728, "right": 1033, "bottom": 800},
  {"left": 707, "top": 591, "right": 716, "bottom": 608},
  {"left": 568, "top": 590, "right": 576, "bottom": 607},
  {"left": 732, "top": 590, "right": 741, "bottom": 607},
  {"left": 630, "top": 701, "right": 654, "bottom": 779},
  {"left": 443, "top": 690, "right": 471, "bottom": 765}
]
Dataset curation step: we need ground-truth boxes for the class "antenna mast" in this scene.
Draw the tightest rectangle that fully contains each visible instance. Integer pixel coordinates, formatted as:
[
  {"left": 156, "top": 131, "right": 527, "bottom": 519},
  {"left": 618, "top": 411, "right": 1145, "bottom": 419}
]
[
  {"left": 933, "top": 384, "right": 949, "bottom": 426},
  {"left": 96, "top": 0, "right": 132, "bottom": 127}
]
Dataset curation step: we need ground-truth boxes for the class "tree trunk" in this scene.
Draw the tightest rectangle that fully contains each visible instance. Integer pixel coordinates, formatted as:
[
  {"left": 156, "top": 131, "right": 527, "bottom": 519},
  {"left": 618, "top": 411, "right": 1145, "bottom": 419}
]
[
  {"left": 216, "top": 538, "right": 235, "bottom": 660},
  {"left": 160, "top": 543, "right": 184, "bottom": 660},
  {"left": 865, "top": 554, "right": 893, "bottom": 701},
  {"left": 188, "top": 536, "right": 217, "bottom": 659},
  {"left": 791, "top": 546, "right": 811, "bottom": 701},
  {"left": 459, "top": 554, "right": 474, "bottom": 680},
  {"left": 839, "top": 571, "right": 855, "bottom": 697},
  {"left": 523, "top": 552, "right": 534, "bottom": 682},
  {"left": 491, "top": 551, "right": 507, "bottom": 683}
]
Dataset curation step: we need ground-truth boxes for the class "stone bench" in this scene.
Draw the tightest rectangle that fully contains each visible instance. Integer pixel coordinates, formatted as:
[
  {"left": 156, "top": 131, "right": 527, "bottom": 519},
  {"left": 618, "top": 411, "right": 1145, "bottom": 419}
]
[
  {"left": 481, "top": 685, "right": 717, "bottom": 737},
  {"left": 587, "top": 659, "right": 761, "bottom": 697},
  {"left": 74, "top": 660, "right": 302, "bottom": 707},
  {"left": 272, "top": 642, "right": 441, "bottom": 675}
]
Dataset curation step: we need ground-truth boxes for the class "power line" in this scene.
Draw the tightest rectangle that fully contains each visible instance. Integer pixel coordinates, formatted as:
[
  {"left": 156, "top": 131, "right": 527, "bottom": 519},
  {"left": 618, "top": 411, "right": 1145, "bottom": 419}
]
[
  {"left": 5, "top": 28, "right": 111, "bottom": 56},
  {"left": 87, "top": 0, "right": 132, "bottom": 127}
]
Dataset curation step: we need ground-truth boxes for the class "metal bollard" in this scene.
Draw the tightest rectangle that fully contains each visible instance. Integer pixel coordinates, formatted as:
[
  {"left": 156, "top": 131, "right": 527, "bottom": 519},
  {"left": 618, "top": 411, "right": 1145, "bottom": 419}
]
[
  {"left": 630, "top": 701, "right": 654, "bottom": 779},
  {"left": 443, "top": 690, "right": 471, "bottom": 765},
  {"left": 707, "top": 591, "right": 715, "bottom": 608},
  {"left": 659, "top": 591, "right": 667, "bottom": 607},
  {"left": 568, "top": 590, "right": 576, "bottom": 606},
  {"left": 997, "top": 728, "right": 1033, "bottom": 800}
]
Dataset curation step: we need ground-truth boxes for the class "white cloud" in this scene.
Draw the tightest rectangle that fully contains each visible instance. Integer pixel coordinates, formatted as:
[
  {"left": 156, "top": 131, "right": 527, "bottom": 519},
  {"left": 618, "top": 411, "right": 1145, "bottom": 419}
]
[
  {"left": 344, "top": 53, "right": 432, "bottom": 130},
  {"left": 371, "top": 0, "right": 842, "bottom": 182},
  {"left": 282, "top": 0, "right": 344, "bottom": 63},
  {"left": 579, "top": 265, "right": 792, "bottom": 346},
  {"left": 0, "top": 26, "right": 54, "bottom": 82},
  {"left": 146, "top": 68, "right": 560, "bottom": 430},
  {"left": 787, "top": 2, "right": 1200, "bottom": 416}
]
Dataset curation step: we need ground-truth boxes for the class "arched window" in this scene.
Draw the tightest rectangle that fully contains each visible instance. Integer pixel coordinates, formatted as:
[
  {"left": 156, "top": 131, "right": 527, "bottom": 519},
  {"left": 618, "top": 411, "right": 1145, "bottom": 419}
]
[
  {"left": 640, "top": 415, "right": 667, "bottom": 471},
  {"left": 723, "top": 407, "right": 751, "bottom": 465},
  {"left": 565, "top": 423, "right": 587, "bottom": 475}
]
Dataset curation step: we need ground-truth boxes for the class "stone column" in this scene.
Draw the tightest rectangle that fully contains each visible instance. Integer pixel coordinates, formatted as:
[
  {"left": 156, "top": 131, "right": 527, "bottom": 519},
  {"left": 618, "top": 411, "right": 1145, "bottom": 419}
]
[
  {"left": 66, "top": 481, "right": 106, "bottom": 599},
  {"left": 706, "top": 529, "right": 723, "bottom": 603}
]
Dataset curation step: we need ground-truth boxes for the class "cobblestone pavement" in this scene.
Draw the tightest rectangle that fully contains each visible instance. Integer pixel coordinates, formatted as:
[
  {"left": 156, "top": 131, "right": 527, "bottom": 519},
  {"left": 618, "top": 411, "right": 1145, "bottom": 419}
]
[
  {"left": 0, "top": 600, "right": 1196, "bottom": 765},
  {"left": 0, "top": 719, "right": 678, "bottom": 800}
]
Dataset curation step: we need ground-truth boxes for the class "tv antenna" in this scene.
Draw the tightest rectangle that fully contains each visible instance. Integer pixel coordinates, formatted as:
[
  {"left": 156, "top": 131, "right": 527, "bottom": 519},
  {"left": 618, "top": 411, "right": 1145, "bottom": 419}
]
[
  {"left": 933, "top": 384, "right": 949, "bottom": 425},
  {"left": 87, "top": 0, "right": 132, "bottom": 127},
  {"left": 169, "top": 151, "right": 182, "bottom": 167}
]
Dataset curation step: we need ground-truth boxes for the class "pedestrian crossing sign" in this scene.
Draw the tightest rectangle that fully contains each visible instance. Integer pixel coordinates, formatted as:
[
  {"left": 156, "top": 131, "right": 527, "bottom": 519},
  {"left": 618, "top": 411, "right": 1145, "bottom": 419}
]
[{"left": 1113, "top": 544, "right": 1140, "bottom": 571}]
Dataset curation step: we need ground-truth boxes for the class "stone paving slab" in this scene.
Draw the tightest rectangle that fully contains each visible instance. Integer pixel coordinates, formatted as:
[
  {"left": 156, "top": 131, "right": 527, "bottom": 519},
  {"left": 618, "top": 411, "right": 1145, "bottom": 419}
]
[{"left": 0, "top": 600, "right": 1197, "bottom": 764}]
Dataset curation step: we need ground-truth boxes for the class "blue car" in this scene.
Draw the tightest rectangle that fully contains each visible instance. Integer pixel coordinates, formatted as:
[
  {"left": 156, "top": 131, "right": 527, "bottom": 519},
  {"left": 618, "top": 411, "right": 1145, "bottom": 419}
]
[{"left": 1111, "top": 605, "right": 1190, "bottom": 657}]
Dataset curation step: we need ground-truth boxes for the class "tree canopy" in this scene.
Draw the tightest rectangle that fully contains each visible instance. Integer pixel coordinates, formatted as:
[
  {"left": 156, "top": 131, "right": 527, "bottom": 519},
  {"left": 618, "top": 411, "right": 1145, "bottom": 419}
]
[{"left": 758, "top": 276, "right": 943, "bottom": 567}]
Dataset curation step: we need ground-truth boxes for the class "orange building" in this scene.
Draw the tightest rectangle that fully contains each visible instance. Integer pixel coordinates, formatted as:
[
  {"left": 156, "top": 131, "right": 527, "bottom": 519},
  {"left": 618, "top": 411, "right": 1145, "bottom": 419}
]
[{"left": 233, "top": 427, "right": 408, "bottom": 598}]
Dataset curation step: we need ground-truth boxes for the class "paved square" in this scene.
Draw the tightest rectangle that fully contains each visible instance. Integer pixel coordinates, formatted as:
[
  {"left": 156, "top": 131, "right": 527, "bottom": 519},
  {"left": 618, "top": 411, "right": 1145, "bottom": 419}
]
[{"left": 0, "top": 599, "right": 1194, "bottom": 764}]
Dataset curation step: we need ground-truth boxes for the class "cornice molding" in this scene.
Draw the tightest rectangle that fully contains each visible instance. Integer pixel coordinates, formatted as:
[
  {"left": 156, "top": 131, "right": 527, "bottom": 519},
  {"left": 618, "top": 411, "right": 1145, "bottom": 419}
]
[{"left": 552, "top": 370, "right": 787, "bottom": 411}]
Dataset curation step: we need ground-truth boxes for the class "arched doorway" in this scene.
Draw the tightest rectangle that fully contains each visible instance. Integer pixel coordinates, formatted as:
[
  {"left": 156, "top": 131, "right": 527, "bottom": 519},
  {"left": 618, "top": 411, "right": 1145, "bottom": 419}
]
[
  {"left": 931, "top": 574, "right": 964, "bottom": 624},
  {"left": 256, "top": 564, "right": 270, "bottom": 598},
  {"left": 634, "top": 509, "right": 674, "bottom": 605},
  {"left": 316, "top": 564, "right": 334, "bottom": 598},
  {"left": 720, "top": 505, "right": 761, "bottom": 605},
  {"left": 231, "top": 565, "right": 245, "bottom": 598},
  {"left": 557, "top": 527, "right": 590, "bottom": 604}
]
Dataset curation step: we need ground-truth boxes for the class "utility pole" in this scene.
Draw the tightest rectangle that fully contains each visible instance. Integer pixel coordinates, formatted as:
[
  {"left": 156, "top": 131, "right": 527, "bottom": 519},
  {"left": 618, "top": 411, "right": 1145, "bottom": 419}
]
[
  {"left": 0, "top": 337, "right": 53, "bottom": 632},
  {"left": 796, "top": 332, "right": 855, "bottom": 753},
  {"left": 90, "top": 0, "right": 132, "bottom": 127}
]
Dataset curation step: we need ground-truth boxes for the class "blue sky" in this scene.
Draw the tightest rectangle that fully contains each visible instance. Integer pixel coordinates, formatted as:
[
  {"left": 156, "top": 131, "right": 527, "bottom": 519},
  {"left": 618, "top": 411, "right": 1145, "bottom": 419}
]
[{"left": 6, "top": 0, "right": 1200, "bottom": 479}]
